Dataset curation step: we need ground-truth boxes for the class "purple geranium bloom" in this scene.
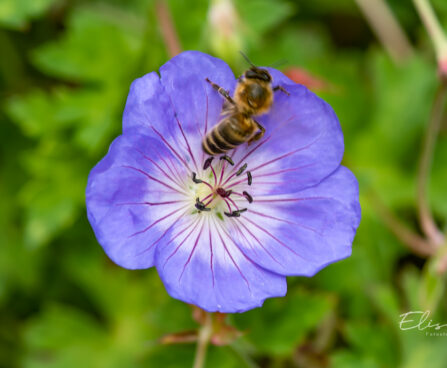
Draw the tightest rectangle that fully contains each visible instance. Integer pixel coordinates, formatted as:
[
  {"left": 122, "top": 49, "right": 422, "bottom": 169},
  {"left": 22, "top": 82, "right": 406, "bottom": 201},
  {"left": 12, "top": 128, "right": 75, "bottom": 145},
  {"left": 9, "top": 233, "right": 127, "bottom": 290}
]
[{"left": 86, "top": 51, "right": 361, "bottom": 313}]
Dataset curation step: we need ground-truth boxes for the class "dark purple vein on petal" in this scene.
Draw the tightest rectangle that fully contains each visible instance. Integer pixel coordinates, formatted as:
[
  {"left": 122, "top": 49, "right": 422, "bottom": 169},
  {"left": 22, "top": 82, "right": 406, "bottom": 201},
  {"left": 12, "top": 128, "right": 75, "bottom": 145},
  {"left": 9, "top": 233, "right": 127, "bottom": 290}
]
[
  {"left": 235, "top": 219, "right": 283, "bottom": 266},
  {"left": 201, "top": 87, "right": 210, "bottom": 164},
  {"left": 267, "top": 114, "right": 297, "bottom": 138},
  {"left": 136, "top": 208, "right": 190, "bottom": 256},
  {"left": 163, "top": 218, "right": 201, "bottom": 269},
  {"left": 158, "top": 153, "right": 186, "bottom": 188},
  {"left": 252, "top": 163, "right": 316, "bottom": 177},
  {"left": 218, "top": 218, "right": 278, "bottom": 272},
  {"left": 222, "top": 137, "right": 271, "bottom": 184},
  {"left": 179, "top": 219, "right": 206, "bottom": 282},
  {"left": 151, "top": 125, "right": 192, "bottom": 172},
  {"left": 212, "top": 218, "right": 251, "bottom": 291},
  {"left": 165, "top": 95, "right": 199, "bottom": 172},
  {"left": 249, "top": 135, "right": 322, "bottom": 173},
  {"left": 253, "top": 196, "right": 331, "bottom": 203},
  {"left": 176, "top": 117, "right": 199, "bottom": 172},
  {"left": 248, "top": 209, "right": 323, "bottom": 235},
  {"left": 128, "top": 204, "right": 189, "bottom": 238},
  {"left": 242, "top": 217, "right": 315, "bottom": 263},
  {"left": 116, "top": 200, "right": 187, "bottom": 206},
  {"left": 135, "top": 148, "right": 186, "bottom": 191},
  {"left": 121, "top": 165, "right": 188, "bottom": 196},
  {"left": 166, "top": 154, "right": 185, "bottom": 184},
  {"left": 154, "top": 148, "right": 187, "bottom": 186},
  {"left": 224, "top": 163, "right": 316, "bottom": 189},
  {"left": 203, "top": 84, "right": 210, "bottom": 136},
  {"left": 208, "top": 218, "right": 215, "bottom": 288}
]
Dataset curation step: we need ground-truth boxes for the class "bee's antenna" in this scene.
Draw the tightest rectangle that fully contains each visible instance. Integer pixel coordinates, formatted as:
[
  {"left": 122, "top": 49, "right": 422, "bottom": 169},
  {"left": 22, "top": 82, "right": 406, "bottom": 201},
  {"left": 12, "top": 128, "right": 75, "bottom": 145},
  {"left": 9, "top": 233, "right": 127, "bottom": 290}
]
[
  {"left": 239, "top": 51, "right": 256, "bottom": 67},
  {"left": 267, "top": 59, "right": 288, "bottom": 68}
]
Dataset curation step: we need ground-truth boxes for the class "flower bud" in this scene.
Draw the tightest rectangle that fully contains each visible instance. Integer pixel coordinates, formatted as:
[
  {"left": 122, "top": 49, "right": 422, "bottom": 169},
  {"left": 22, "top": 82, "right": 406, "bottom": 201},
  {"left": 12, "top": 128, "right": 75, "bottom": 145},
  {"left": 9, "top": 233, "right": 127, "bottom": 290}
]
[{"left": 207, "top": 0, "right": 243, "bottom": 64}]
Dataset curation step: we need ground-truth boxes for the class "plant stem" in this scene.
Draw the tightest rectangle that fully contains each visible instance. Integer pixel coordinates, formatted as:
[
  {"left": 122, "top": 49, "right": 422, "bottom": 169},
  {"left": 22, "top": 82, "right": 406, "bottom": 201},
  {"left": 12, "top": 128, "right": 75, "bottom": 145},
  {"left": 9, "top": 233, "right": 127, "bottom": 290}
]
[
  {"left": 355, "top": 0, "right": 413, "bottom": 64},
  {"left": 155, "top": 0, "right": 182, "bottom": 58},
  {"left": 193, "top": 312, "right": 213, "bottom": 368},
  {"left": 413, "top": 0, "right": 447, "bottom": 64},
  {"left": 368, "top": 190, "right": 436, "bottom": 256},
  {"left": 417, "top": 82, "right": 447, "bottom": 246}
]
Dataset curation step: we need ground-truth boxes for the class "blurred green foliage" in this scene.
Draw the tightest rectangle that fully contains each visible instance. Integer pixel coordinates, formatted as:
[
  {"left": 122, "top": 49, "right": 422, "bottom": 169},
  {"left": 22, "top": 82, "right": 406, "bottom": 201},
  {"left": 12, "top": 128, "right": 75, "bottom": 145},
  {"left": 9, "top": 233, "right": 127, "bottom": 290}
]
[{"left": 1, "top": 0, "right": 447, "bottom": 367}]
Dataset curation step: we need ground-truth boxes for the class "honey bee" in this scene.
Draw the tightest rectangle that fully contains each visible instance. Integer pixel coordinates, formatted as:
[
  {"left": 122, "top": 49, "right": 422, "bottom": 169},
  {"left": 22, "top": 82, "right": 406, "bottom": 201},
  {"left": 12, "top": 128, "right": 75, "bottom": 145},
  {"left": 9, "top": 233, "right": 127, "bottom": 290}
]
[{"left": 202, "top": 54, "right": 289, "bottom": 156}]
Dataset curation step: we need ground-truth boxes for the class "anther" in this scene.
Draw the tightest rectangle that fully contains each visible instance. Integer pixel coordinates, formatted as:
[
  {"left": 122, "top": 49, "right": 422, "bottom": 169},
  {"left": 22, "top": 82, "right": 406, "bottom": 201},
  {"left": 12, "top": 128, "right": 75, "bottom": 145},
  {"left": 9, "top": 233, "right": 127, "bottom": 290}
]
[
  {"left": 242, "top": 191, "right": 253, "bottom": 203},
  {"left": 247, "top": 171, "right": 252, "bottom": 186},
  {"left": 220, "top": 155, "right": 234, "bottom": 165},
  {"left": 192, "top": 172, "right": 203, "bottom": 184},
  {"left": 203, "top": 157, "right": 214, "bottom": 170},
  {"left": 195, "top": 197, "right": 211, "bottom": 212},
  {"left": 224, "top": 208, "right": 247, "bottom": 218},
  {"left": 236, "top": 163, "right": 248, "bottom": 176}
]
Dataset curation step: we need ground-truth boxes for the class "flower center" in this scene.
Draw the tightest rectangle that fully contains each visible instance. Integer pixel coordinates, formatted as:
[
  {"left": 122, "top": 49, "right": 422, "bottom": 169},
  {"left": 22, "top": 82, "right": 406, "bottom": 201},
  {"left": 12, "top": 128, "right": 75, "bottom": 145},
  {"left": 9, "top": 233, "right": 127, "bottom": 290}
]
[{"left": 189, "top": 155, "right": 253, "bottom": 218}]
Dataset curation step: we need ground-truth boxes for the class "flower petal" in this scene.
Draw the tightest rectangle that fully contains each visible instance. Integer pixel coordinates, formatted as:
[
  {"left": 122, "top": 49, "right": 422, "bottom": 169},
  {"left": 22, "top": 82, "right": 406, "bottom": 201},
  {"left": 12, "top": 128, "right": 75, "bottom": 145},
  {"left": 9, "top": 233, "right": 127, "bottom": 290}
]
[
  {"left": 123, "top": 72, "right": 174, "bottom": 135},
  {"left": 86, "top": 133, "right": 189, "bottom": 269},
  {"left": 155, "top": 216, "right": 286, "bottom": 313},
  {"left": 229, "top": 166, "right": 360, "bottom": 276},
  {"left": 228, "top": 83, "right": 344, "bottom": 195},
  {"left": 266, "top": 67, "right": 296, "bottom": 87},
  {"left": 123, "top": 51, "right": 236, "bottom": 173}
]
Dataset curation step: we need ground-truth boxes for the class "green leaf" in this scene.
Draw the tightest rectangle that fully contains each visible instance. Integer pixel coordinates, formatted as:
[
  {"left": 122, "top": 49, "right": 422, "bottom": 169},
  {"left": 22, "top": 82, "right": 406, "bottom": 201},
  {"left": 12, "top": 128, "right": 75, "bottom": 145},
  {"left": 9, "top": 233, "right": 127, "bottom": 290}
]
[
  {"left": 0, "top": 0, "right": 59, "bottom": 30},
  {"left": 236, "top": 0, "right": 295, "bottom": 36},
  {"left": 419, "top": 246, "right": 447, "bottom": 312},
  {"left": 331, "top": 351, "right": 380, "bottom": 368},
  {"left": 31, "top": 6, "right": 143, "bottom": 83},
  {"left": 18, "top": 141, "right": 87, "bottom": 248},
  {"left": 232, "top": 288, "right": 334, "bottom": 356},
  {"left": 343, "top": 321, "right": 399, "bottom": 367}
]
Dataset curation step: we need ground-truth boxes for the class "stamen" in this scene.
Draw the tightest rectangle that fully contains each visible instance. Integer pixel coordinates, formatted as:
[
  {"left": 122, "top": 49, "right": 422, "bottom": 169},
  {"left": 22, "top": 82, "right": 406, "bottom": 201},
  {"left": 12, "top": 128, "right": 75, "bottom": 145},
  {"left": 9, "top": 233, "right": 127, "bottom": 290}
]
[
  {"left": 192, "top": 172, "right": 203, "bottom": 184},
  {"left": 226, "top": 196, "right": 239, "bottom": 210},
  {"left": 242, "top": 191, "right": 253, "bottom": 203},
  {"left": 224, "top": 208, "right": 247, "bottom": 218},
  {"left": 236, "top": 163, "right": 248, "bottom": 176},
  {"left": 195, "top": 197, "right": 211, "bottom": 212},
  {"left": 209, "top": 164, "right": 217, "bottom": 185},
  {"left": 203, "top": 157, "right": 214, "bottom": 170},
  {"left": 223, "top": 198, "right": 233, "bottom": 212},
  {"left": 220, "top": 155, "right": 234, "bottom": 165},
  {"left": 201, "top": 193, "right": 213, "bottom": 203},
  {"left": 204, "top": 196, "right": 215, "bottom": 207},
  {"left": 247, "top": 171, "right": 252, "bottom": 185}
]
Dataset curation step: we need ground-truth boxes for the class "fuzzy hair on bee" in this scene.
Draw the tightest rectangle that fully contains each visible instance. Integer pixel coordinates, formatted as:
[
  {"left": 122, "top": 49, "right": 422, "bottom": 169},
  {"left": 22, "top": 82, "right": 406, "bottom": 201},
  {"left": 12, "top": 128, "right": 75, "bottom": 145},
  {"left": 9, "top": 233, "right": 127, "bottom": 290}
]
[{"left": 202, "top": 53, "right": 289, "bottom": 156}]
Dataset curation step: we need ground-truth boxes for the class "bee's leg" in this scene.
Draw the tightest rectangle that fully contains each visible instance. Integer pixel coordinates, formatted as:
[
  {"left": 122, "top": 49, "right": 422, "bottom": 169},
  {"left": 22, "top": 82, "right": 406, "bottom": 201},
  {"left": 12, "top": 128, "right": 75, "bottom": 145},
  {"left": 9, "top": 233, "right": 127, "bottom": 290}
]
[
  {"left": 273, "top": 85, "right": 290, "bottom": 96},
  {"left": 248, "top": 120, "right": 265, "bottom": 144},
  {"left": 205, "top": 78, "right": 236, "bottom": 105}
]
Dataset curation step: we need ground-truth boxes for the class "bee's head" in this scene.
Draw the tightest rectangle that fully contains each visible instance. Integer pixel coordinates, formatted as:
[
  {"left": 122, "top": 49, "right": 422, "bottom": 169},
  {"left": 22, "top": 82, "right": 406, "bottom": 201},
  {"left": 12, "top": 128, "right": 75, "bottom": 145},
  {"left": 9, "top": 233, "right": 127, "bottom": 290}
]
[{"left": 244, "top": 67, "right": 272, "bottom": 83}]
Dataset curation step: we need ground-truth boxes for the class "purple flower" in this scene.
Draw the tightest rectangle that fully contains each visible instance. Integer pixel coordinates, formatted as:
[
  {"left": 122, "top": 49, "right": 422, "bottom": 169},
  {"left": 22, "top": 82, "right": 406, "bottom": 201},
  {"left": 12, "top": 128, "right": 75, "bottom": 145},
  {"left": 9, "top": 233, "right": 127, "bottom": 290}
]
[{"left": 86, "top": 51, "right": 361, "bottom": 313}]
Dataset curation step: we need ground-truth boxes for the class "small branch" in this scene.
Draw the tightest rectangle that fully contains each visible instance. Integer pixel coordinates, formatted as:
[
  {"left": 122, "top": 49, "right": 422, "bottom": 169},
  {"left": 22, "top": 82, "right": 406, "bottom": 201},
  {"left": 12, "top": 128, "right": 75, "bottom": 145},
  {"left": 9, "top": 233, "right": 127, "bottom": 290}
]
[
  {"left": 417, "top": 82, "right": 447, "bottom": 246},
  {"left": 355, "top": 0, "right": 413, "bottom": 64},
  {"left": 368, "top": 191, "right": 436, "bottom": 257},
  {"left": 413, "top": 0, "right": 447, "bottom": 66},
  {"left": 155, "top": 0, "right": 182, "bottom": 58},
  {"left": 193, "top": 312, "right": 213, "bottom": 368}
]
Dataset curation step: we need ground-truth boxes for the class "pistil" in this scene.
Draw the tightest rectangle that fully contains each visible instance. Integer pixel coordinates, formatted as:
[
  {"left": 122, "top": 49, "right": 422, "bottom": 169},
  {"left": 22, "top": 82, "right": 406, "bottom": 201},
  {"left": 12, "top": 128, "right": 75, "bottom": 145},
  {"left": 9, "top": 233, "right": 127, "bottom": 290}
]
[{"left": 190, "top": 155, "right": 255, "bottom": 216}]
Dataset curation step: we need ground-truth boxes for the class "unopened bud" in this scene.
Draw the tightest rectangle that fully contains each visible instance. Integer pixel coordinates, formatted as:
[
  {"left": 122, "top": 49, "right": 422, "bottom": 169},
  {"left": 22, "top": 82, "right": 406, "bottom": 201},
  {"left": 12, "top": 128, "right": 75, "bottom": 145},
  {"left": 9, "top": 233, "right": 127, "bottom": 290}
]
[{"left": 207, "top": 0, "right": 243, "bottom": 64}]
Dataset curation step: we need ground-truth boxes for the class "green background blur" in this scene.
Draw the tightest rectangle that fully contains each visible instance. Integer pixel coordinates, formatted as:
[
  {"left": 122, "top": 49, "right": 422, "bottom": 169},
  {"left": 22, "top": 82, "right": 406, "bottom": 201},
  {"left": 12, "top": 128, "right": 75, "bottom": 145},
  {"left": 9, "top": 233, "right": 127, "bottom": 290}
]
[{"left": 1, "top": 0, "right": 447, "bottom": 367}]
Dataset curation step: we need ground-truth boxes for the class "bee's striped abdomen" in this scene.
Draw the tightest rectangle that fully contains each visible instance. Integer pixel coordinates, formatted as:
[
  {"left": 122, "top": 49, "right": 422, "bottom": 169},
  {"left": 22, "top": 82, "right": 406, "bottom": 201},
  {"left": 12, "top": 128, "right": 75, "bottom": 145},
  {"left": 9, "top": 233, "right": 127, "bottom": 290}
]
[{"left": 202, "top": 115, "right": 253, "bottom": 156}]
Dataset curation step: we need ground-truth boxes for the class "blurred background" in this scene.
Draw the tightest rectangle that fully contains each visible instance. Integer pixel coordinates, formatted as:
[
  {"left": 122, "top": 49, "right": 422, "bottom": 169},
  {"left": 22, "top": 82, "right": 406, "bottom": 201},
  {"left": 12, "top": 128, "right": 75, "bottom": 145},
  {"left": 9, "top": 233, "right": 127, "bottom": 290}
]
[{"left": 1, "top": 0, "right": 447, "bottom": 367}]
